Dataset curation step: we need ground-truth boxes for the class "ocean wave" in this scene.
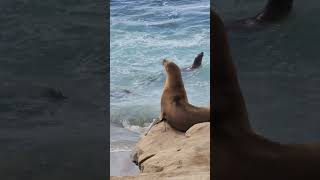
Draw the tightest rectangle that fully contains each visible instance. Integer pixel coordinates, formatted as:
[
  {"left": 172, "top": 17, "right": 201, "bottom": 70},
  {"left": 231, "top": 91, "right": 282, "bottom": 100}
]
[
  {"left": 121, "top": 119, "right": 151, "bottom": 134},
  {"left": 111, "top": 30, "right": 209, "bottom": 49},
  {"left": 111, "top": 105, "right": 158, "bottom": 126},
  {"left": 110, "top": 147, "right": 132, "bottom": 153},
  {"left": 110, "top": 140, "right": 137, "bottom": 152},
  {"left": 110, "top": 0, "right": 210, "bottom": 135}
]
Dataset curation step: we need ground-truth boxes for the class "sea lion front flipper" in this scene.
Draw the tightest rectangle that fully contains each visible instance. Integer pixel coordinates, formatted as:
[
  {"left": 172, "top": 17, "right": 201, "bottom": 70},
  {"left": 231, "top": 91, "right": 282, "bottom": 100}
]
[
  {"left": 144, "top": 114, "right": 167, "bottom": 136},
  {"left": 161, "top": 118, "right": 167, "bottom": 133},
  {"left": 159, "top": 112, "right": 167, "bottom": 133}
]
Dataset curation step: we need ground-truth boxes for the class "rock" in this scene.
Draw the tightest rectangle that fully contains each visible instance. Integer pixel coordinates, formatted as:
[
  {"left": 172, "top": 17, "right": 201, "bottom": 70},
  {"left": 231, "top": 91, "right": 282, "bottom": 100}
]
[{"left": 111, "top": 122, "right": 210, "bottom": 180}]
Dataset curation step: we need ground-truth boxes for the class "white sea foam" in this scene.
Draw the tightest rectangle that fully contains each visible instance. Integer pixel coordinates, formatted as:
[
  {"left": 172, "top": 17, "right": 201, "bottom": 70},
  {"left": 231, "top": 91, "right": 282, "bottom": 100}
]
[{"left": 110, "top": 146, "right": 133, "bottom": 153}]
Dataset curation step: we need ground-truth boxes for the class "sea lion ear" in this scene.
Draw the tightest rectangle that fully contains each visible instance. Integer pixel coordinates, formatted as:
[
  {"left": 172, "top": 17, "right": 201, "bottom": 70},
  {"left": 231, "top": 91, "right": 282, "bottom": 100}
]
[{"left": 212, "top": 11, "right": 251, "bottom": 131}]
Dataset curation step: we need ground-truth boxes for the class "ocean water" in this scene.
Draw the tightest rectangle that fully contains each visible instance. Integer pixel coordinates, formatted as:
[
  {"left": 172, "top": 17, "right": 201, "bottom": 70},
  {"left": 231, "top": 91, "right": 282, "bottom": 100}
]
[
  {"left": 0, "top": 1, "right": 107, "bottom": 179},
  {"left": 217, "top": 0, "right": 320, "bottom": 143},
  {"left": 110, "top": 0, "right": 210, "bottom": 176}
]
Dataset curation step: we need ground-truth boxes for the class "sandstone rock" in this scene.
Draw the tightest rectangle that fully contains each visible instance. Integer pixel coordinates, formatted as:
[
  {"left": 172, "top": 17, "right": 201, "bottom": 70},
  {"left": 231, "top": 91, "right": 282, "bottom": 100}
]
[{"left": 111, "top": 121, "right": 210, "bottom": 180}]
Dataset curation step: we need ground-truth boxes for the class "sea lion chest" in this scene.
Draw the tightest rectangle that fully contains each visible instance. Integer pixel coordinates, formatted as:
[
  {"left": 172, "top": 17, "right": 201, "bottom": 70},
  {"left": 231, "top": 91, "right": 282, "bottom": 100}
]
[{"left": 160, "top": 87, "right": 190, "bottom": 131}]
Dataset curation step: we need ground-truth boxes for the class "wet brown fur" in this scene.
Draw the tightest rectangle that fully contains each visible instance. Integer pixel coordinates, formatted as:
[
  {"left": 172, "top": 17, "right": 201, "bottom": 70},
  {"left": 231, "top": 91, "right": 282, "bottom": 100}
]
[{"left": 161, "top": 59, "right": 210, "bottom": 132}]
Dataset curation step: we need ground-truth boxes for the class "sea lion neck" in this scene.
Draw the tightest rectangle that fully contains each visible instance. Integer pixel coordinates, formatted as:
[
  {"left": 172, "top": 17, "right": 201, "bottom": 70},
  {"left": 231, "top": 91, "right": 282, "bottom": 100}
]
[
  {"left": 212, "top": 10, "right": 252, "bottom": 133},
  {"left": 164, "top": 66, "right": 185, "bottom": 90}
]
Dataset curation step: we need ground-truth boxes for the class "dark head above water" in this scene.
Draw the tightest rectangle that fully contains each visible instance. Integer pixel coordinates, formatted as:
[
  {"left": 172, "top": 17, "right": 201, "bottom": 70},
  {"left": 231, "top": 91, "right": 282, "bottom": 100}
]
[
  {"left": 227, "top": 0, "right": 294, "bottom": 31},
  {"left": 182, "top": 52, "right": 204, "bottom": 71},
  {"left": 191, "top": 52, "right": 203, "bottom": 68},
  {"left": 256, "top": 0, "right": 294, "bottom": 23},
  {"left": 41, "top": 87, "right": 68, "bottom": 101}
]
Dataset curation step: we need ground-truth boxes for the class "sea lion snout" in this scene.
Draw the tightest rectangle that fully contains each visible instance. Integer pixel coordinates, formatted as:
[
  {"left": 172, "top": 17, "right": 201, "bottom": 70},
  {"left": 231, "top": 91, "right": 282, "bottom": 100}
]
[
  {"left": 162, "top": 60, "right": 180, "bottom": 74},
  {"left": 162, "top": 59, "right": 171, "bottom": 66},
  {"left": 162, "top": 59, "right": 172, "bottom": 69}
]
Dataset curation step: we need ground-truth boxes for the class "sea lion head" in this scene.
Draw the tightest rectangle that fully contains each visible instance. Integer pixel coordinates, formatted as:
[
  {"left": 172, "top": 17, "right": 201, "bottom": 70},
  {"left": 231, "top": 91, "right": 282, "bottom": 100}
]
[
  {"left": 192, "top": 52, "right": 204, "bottom": 68},
  {"left": 162, "top": 59, "right": 184, "bottom": 88},
  {"left": 163, "top": 59, "right": 180, "bottom": 73}
]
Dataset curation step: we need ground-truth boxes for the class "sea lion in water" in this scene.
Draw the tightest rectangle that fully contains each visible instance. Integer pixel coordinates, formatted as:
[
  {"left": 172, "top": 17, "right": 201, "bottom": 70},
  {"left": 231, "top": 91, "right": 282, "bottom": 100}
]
[
  {"left": 137, "top": 52, "right": 204, "bottom": 88},
  {"left": 182, "top": 52, "right": 204, "bottom": 71},
  {"left": 228, "top": 0, "right": 294, "bottom": 30},
  {"left": 41, "top": 87, "right": 67, "bottom": 100},
  {"left": 112, "top": 52, "right": 203, "bottom": 100},
  {"left": 255, "top": 0, "right": 293, "bottom": 23},
  {"left": 213, "top": 10, "right": 320, "bottom": 179}
]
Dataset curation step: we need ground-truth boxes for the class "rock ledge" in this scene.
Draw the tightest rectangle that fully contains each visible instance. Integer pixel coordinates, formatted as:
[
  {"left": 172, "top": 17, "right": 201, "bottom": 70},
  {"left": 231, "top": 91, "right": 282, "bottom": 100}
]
[{"left": 111, "top": 121, "right": 210, "bottom": 180}]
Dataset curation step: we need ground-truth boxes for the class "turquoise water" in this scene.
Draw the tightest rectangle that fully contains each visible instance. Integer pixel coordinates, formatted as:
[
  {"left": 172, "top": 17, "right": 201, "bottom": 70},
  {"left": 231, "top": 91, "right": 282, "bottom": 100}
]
[
  {"left": 0, "top": 0, "right": 106, "bottom": 179},
  {"left": 110, "top": 0, "right": 210, "bottom": 126},
  {"left": 218, "top": 0, "right": 320, "bottom": 143},
  {"left": 110, "top": 0, "right": 210, "bottom": 176}
]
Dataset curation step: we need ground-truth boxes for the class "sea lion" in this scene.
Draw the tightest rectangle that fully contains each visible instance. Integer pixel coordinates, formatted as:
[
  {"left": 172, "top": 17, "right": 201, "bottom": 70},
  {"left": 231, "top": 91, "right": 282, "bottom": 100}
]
[
  {"left": 228, "top": 0, "right": 294, "bottom": 30},
  {"left": 254, "top": 0, "right": 294, "bottom": 23},
  {"left": 145, "top": 59, "right": 210, "bottom": 134},
  {"left": 182, "top": 52, "right": 204, "bottom": 71},
  {"left": 160, "top": 59, "right": 210, "bottom": 132},
  {"left": 213, "top": 10, "right": 320, "bottom": 180}
]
